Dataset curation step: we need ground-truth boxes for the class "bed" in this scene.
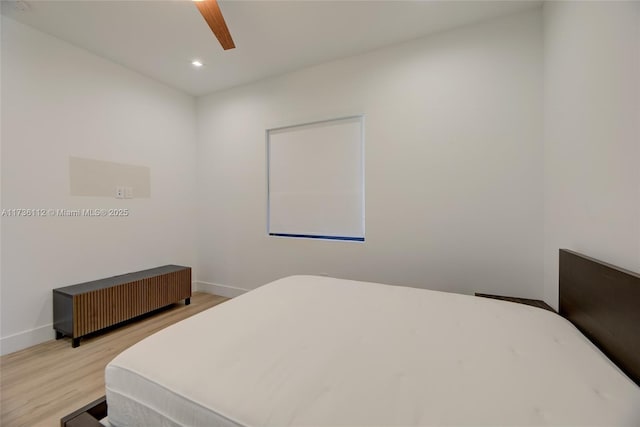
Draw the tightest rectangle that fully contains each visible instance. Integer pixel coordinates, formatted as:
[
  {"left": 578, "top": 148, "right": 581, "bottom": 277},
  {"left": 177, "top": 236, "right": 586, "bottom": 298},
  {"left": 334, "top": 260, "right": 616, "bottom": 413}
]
[{"left": 104, "top": 250, "right": 640, "bottom": 426}]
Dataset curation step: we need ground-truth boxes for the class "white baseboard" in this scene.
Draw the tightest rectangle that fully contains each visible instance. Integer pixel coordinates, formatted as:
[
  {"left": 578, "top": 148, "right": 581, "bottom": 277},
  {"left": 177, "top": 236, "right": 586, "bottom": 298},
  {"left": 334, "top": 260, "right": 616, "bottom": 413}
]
[
  {"left": 194, "top": 281, "right": 248, "bottom": 298},
  {"left": 1, "top": 324, "right": 55, "bottom": 356}
]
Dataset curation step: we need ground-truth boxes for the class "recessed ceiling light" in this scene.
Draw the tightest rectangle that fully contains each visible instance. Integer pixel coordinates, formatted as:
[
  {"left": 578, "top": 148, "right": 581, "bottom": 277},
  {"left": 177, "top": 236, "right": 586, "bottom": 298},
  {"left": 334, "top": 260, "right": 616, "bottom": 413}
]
[{"left": 191, "top": 60, "right": 204, "bottom": 68}]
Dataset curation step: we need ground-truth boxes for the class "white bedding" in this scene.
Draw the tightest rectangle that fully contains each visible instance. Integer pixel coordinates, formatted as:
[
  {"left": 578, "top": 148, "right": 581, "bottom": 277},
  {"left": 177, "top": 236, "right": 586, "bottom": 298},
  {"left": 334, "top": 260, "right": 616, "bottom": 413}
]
[{"left": 106, "top": 275, "right": 640, "bottom": 426}]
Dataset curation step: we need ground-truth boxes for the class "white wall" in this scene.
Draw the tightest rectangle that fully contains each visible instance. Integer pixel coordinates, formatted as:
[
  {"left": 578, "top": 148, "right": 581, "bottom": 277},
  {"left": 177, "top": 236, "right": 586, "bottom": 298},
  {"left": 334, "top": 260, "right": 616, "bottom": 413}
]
[
  {"left": 543, "top": 1, "right": 640, "bottom": 309},
  {"left": 13, "top": 3, "right": 635, "bottom": 353},
  {"left": 0, "top": 17, "right": 197, "bottom": 354},
  {"left": 196, "top": 10, "right": 544, "bottom": 297}
]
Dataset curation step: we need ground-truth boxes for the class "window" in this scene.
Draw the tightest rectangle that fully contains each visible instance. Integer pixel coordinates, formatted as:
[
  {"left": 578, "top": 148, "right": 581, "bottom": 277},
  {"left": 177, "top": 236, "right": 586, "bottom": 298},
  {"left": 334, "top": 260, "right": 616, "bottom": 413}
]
[{"left": 267, "top": 115, "right": 365, "bottom": 241}]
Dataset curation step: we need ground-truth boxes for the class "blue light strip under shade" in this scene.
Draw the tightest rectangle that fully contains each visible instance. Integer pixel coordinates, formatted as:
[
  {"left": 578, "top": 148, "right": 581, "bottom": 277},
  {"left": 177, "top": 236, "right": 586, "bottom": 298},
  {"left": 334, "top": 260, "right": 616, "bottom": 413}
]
[{"left": 269, "top": 233, "right": 364, "bottom": 242}]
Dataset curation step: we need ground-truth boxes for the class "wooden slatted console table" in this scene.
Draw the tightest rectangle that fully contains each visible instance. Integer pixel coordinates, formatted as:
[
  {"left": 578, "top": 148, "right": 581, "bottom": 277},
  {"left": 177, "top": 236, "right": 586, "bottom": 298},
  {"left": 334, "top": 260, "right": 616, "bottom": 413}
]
[{"left": 53, "top": 265, "right": 191, "bottom": 347}]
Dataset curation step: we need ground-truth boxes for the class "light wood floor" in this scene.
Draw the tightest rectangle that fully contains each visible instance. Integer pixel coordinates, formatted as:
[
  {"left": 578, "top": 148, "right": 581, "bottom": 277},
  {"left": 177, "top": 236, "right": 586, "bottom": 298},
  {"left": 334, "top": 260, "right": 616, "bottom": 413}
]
[{"left": 0, "top": 292, "right": 228, "bottom": 427}]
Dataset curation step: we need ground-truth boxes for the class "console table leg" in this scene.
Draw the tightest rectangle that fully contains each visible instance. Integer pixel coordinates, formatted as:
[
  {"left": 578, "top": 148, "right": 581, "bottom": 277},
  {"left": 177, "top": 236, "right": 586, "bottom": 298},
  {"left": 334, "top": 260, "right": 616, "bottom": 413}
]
[
  {"left": 55, "top": 331, "right": 64, "bottom": 340},
  {"left": 185, "top": 297, "right": 191, "bottom": 305},
  {"left": 72, "top": 338, "right": 80, "bottom": 348}
]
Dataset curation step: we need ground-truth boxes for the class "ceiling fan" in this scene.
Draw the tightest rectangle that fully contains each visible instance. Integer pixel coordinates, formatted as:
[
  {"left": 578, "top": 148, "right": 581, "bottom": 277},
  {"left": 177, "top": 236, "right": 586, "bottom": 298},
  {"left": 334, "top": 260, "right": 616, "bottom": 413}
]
[{"left": 194, "top": 0, "right": 235, "bottom": 50}]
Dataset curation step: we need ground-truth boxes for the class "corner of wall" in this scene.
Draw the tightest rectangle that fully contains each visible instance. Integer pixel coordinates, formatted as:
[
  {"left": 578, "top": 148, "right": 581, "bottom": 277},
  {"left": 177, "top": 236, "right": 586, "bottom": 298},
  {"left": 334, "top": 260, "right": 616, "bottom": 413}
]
[{"left": 194, "top": 281, "right": 248, "bottom": 299}]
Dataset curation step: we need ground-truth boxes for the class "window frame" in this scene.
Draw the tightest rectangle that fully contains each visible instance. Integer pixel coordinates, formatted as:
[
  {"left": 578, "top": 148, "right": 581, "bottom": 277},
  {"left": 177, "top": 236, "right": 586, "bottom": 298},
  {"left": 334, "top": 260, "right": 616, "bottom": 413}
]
[{"left": 266, "top": 115, "right": 365, "bottom": 242}]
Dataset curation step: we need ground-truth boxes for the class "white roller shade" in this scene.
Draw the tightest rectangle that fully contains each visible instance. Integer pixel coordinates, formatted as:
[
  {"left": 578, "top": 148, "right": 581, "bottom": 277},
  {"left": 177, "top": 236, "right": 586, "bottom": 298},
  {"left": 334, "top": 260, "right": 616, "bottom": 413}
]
[{"left": 267, "top": 116, "right": 364, "bottom": 241}]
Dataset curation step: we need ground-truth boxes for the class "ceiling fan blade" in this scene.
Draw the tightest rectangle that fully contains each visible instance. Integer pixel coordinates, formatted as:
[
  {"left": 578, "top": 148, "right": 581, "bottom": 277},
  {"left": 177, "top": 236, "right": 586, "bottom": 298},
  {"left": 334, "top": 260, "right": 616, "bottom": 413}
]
[{"left": 194, "top": 0, "right": 236, "bottom": 50}]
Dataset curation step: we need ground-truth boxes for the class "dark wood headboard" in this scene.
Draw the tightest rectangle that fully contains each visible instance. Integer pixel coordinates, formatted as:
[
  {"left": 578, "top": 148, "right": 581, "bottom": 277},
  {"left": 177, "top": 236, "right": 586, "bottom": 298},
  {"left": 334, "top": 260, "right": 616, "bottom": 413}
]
[{"left": 559, "top": 249, "right": 640, "bottom": 387}]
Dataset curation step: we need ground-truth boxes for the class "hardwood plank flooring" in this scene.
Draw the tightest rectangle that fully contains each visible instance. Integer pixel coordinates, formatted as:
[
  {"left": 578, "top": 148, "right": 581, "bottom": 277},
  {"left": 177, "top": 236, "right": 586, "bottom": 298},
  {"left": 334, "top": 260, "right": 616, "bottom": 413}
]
[{"left": 0, "top": 292, "right": 228, "bottom": 427}]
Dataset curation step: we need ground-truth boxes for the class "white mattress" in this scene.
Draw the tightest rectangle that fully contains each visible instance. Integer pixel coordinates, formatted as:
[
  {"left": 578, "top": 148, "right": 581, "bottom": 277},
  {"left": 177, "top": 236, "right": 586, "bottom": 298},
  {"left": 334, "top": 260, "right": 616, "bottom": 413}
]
[{"left": 106, "top": 275, "right": 640, "bottom": 426}]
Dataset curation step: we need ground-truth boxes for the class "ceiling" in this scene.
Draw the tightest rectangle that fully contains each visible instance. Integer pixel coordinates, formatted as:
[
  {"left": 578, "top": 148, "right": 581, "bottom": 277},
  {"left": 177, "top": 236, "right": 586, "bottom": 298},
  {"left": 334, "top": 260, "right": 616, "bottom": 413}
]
[{"left": 1, "top": 0, "right": 541, "bottom": 96}]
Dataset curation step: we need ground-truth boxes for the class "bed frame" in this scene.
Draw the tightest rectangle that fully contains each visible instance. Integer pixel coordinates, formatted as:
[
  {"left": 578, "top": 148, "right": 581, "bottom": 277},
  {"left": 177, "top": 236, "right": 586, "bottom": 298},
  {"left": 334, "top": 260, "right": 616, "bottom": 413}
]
[{"left": 559, "top": 249, "right": 640, "bottom": 387}]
